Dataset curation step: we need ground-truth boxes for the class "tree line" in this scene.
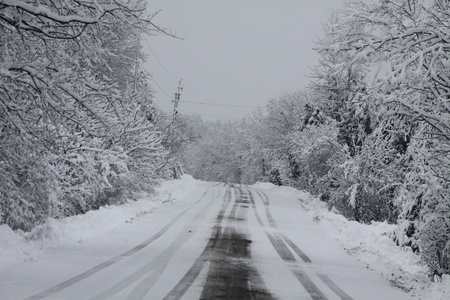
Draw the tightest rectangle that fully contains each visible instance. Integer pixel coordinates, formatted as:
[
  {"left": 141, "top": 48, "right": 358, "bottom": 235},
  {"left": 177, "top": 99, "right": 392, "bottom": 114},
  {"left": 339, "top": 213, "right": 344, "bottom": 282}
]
[
  {"left": 0, "top": 1, "right": 180, "bottom": 231},
  {"left": 178, "top": 0, "right": 449, "bottom": 277}
]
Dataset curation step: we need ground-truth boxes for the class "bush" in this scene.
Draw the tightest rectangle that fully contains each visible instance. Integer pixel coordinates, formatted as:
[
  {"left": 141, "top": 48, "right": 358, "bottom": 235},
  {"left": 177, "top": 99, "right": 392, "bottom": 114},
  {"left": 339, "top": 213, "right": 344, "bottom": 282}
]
[{"left": 0, "top": 145, "right": 55, "bottom": 231}]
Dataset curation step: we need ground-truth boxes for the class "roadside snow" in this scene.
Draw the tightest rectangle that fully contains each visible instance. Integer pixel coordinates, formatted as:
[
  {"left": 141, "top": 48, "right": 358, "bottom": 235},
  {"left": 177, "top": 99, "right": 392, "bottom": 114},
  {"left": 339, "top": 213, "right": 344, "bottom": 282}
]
[
  {"left": 251, "top": 182, "right": 449, "bottom": 300},
  {"left": 1, "top": 177, "right": 448, "bottom": 300},
  {"left": 0, "top": 175, "right": 199, "bottom": 270}
]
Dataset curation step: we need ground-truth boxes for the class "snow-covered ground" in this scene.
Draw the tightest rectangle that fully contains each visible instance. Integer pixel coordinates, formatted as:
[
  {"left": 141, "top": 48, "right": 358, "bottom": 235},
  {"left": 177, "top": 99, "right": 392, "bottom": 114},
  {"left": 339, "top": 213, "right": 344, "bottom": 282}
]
[
  {"left": 0, "top": 175, "right": 200, "bottom": 270},
  {"left": 251, "top": 182, "right": 449, "bottom": 300},
  {"left": 0, "top": 176, "right": 448, "bottom": 299}
]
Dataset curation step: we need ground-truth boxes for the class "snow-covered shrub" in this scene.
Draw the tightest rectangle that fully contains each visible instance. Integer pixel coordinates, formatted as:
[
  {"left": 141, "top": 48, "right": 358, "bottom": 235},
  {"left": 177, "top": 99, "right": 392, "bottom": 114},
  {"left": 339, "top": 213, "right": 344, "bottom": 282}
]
[
  {"left": 421, "top": 213, "right": 450, "bottom": 277},
  {"left": 315, "top": 125, "right": 405, "bottom": 224},
  {"left": 393, "top": 131, "right": 450, "bottom": 276},
  {"left": 55, "top": 151, "right": 105, "bottom": 216},
  {"left": 97, "top": 147, "right": 133, "bottom": 203},
  {"left": 288, "top": 123, "right": 341, "bottom": 192},
  {"left": 267, "top": 160, "right": 293, "bottom": 186},
  {"left": 0, "top": 145, "right": 56, "bottom": 231}
]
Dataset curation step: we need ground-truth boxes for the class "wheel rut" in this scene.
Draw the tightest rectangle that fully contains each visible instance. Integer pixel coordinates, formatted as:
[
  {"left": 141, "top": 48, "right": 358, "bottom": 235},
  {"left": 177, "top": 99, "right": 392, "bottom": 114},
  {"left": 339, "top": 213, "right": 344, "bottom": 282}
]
[
  {"left": 248, "top": 187, "right": 354, "bottom": 300},
  {"left": 200, "top": 188, "right": 273, "bottom": 300},
  {"left": 165, "top": 187, "right": 273, "bottom": 300}
]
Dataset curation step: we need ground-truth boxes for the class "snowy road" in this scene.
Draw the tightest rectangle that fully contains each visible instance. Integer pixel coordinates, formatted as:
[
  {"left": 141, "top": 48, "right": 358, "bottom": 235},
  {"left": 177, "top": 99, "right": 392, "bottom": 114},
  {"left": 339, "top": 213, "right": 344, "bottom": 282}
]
[{"left": 0, "top": 181, "right": 413, "bottom": 299}]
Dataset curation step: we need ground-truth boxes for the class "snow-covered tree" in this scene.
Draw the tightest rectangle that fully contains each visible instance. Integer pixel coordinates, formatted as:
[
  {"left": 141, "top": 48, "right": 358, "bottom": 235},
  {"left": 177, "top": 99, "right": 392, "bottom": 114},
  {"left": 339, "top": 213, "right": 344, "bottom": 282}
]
[
  {"left": 181, "top": 120, "right": 245, "bottom": 183},
  {"left": 0, "top": 0, "right": 175, "bottom": 230},
  {"left": 332, "top": 0, "right": 450, "bottom": 276},
  {"left": 256, "top": 91, "right": 317, "bottom": 185},
  {"left": 310, "top": 12, "right": 371, "bottom": 157}
]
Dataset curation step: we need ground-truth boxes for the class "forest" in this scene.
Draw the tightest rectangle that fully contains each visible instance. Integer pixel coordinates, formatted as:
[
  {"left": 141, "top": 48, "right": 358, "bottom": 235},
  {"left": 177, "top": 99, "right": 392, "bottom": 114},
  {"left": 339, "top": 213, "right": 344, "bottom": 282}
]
[{"left": 1, "top": 0, "right": 449, "bottom": 279}]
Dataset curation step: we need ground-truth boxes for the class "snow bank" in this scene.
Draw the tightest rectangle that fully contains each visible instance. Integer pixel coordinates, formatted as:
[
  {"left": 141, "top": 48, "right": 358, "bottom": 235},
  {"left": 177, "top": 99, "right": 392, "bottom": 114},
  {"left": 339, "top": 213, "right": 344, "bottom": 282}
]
[
  {"left": 251, "top": 182, "right": 278, "bottom": 190},
  {"left": 0, "top": 175, "right": 200, "bottom": 269},
  {"left": 0, "top": 225, "right": 42, "bottom": 267},
  {"left": 250, "top": 181, "right": 449, "bottom": 300}
]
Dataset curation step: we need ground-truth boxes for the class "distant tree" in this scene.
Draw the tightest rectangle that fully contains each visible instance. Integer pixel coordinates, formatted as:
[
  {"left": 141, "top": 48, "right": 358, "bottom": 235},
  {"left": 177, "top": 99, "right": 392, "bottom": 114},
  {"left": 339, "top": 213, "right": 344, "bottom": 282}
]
[
  {"left": 257, "top": 91, "right": 314, "bottom": 184},
  {"left": 181, "top": 120, "right": 245, "bottom": 183}
]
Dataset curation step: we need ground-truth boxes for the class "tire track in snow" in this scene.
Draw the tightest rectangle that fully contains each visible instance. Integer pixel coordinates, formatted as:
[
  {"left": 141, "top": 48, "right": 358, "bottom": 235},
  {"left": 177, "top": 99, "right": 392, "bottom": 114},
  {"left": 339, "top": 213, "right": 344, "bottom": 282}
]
[
  {"left": 278, "top": 232, "right": 312, "bottom": 263},
  {"left": 164, "top": 187, "right": 273, "bottom": 300},
  {"left": 199, "top": 187, "right": 273, "bottom": 300},
  {"left": 265, "top": 231, "right": 296, "bottom": 262},
  {"left": 251, "top": 189, "right": 312, "bottom": 263},
  {"left": 24, "top": 189, "right": 213, "bottom": 300},
  {"left": 162, "top": 187, "right": 234, "bottom": 300},
  {"left": 248, "top": 189, "right": 326, "bottom": 299},
  {"left": 249, "top": 188, "right": 354, "bottom": 300},
  {"left": 317, "top": 273, "right": 354, "bottom": 300},
  {"left": 89, "top": 188, "right": 221, "bottom": 299}
]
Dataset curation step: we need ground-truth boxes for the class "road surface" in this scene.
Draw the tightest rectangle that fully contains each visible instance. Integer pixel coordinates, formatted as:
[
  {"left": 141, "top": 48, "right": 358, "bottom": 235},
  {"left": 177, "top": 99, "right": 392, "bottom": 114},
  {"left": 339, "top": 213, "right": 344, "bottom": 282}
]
[{"left": 0, "top": 182, "right": 413, "bottom": 299}]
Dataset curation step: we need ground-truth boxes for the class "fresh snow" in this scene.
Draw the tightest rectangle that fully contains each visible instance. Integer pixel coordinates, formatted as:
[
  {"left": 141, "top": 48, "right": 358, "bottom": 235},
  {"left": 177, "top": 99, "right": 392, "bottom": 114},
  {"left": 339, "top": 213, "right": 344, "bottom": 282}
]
[
  {"left": 0, "top": 176, "right": 448, "bottom": 299},
  {"left": 0, "top": 175, "right": 199, "bottom": 270},
  {"left": 251, "top": 182, "right": 449, "bottom": 300}
]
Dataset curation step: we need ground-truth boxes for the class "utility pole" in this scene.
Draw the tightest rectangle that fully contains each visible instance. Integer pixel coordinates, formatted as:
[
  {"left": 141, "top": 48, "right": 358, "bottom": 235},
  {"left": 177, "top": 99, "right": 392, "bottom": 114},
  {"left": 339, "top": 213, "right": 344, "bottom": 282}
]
[
  {"left": 172, "top": 79, "right": 183, "bottom": 123},
  {"left": 168, "top": 79, "right": 183, "bottom": 179}
]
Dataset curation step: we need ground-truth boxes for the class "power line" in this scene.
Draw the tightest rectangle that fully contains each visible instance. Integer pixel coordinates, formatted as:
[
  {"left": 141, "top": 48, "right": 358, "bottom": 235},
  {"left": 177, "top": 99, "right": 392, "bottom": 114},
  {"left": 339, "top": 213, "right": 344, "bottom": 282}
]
[
  {"left": 139, "top": 62, "right": 258, "bottom": 110},
  {"left": 179, "top": 100, "right": 258, "bottom": 108},
  {"left": 152, "top": 78, "right": 173, "bottom": 99},
  {"left": 178, "top": 109, "right": 240, "bottom": 119},
  {"left": 139, "top": 62, "right": 173, "bottom": 99},
  {"left": 143, "top": 36, "right": 180, "bottom": 79}
]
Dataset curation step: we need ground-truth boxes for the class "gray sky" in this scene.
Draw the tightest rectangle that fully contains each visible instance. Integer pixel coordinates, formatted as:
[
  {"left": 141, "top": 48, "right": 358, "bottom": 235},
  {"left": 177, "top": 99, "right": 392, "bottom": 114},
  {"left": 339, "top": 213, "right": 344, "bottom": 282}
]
[{"left": 144, "top": 0, "right": 347, "bottom": 121}]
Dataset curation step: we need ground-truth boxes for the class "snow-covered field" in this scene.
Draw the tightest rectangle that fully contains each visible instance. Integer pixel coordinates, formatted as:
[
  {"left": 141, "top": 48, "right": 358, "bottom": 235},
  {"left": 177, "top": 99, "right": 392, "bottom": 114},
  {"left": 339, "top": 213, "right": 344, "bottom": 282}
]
[{"left": 1, "top": 176, "right": 448, "bottom": 299}]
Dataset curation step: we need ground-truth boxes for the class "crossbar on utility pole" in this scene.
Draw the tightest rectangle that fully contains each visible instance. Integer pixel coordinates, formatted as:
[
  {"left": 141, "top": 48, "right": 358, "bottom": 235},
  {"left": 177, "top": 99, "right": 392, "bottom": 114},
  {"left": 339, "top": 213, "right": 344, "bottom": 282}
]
[{"left": 172, "top": 79, "right": 183, "bottom": 123}]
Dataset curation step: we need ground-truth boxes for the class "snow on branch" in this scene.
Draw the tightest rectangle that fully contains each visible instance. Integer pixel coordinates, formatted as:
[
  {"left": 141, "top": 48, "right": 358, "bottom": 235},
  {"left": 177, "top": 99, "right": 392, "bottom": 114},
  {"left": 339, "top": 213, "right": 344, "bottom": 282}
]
[{"left": 1, "top": 0, "right": 109, "bottom": 24}]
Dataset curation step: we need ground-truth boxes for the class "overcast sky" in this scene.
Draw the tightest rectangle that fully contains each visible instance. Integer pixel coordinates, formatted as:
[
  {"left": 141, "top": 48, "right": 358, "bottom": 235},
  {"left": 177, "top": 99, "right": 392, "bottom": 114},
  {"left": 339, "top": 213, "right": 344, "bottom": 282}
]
[{"left": 144, "top": 0, "right": 347, "bottom": 121}]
